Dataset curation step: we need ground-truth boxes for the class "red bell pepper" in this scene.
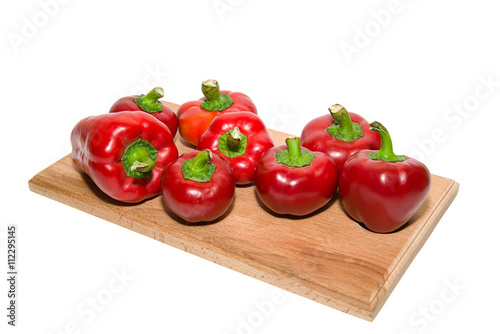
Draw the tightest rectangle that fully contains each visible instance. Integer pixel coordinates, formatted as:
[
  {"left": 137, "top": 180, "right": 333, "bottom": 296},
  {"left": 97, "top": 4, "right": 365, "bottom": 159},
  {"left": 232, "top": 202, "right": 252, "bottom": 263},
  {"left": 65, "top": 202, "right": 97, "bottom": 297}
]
[
  {"left": 338, "top": 121, "right": 431, "bottom": 233},
  {"left": 71, "top": 111, "right": 179, "bottom": 203},
  {"left": 177, "top": 79, "right": 258, "bottom": 146},
  {"left": 160, "top": 149, "right": 235, "bottom": 223},
  {"left": 254, "top": 137, "right": 339, "bottom": 216},
  {"left": 109, "top": 87, "right": 178, "bottom": 137},
  {"left": 197, "top": 111, "right": 274, "bottom": 185},
  {"left": 301, "top": 104, "right": 381, "bottom": 168}
]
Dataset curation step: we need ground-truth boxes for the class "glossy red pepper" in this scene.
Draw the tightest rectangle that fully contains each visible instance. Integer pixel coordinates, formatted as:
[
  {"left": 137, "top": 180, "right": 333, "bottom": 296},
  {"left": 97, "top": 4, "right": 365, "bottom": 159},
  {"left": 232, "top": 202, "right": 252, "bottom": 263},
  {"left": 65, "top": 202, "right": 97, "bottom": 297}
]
[
  {"left": 160, "top": 149, "right": 235, "bottom": 223},
  {"left": 301, "top": 104, "right": 381, "bottom": 168},
  {"left": 339, "top": 121, "right": 431, "bottom": 233},
  {"left": 109, "top": 87, "right": 178, "bottom": 137},
  {"left": 177, "top": 79, "right": 258, "bottom": 146},
  {"left": 71, "top": 111, "right": 178, "bottom": 203},
  {"left": 254, "top": 137, "right": 339, "bottom": 216},
  {"left": 197, "top": 112, "right": 274, "bottom": 185}
]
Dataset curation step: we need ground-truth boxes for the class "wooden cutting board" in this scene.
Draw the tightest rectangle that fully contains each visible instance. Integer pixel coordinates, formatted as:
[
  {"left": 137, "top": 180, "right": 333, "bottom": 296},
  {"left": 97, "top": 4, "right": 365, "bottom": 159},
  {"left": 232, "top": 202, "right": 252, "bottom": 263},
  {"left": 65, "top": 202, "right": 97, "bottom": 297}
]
[{"left": 28, "top": 102, "right": 459, "bottom": 321}]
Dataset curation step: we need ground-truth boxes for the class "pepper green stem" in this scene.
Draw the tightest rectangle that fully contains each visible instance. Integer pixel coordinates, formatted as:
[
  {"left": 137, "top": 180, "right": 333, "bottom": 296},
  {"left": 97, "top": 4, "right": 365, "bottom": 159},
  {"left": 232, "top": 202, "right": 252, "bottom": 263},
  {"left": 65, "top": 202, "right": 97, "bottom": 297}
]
[
  {"left": 190, "top": 149, "right": 213, "bottom": 172},
  {"left": 330, "top": 104, "right": 353, "bottom": 130},
  {"left": 226, "top": 127, "right": 242, "bottom": 151},
  {"left": 275, "top": 136, "right": 316, "bottom": 168},
  {"left": 325, "top": 104, "right": 364, "bottom": 142},
  {"left": 133, "top": 87, "right": 164, "bottom": 113},
  {"left": 285, "top": 136, "right": 302, "bottom": 159},
  {"left": 200, "top": 79, "right": 234, "bottom": 111},
  {"left": 121, "top": 139, "right": 158, "bottom": 178},
  {"left": 202, "top": 80, "right": 220, "bottom": 101},
  {"left": 182, "top": 149, "right": 217, "bottom": 182},
  {"left": 367, "top": 121, "right": 405, "bottom": 162},
  {"left": 218, "top": 127, "right": 248, "bottom": 159}
]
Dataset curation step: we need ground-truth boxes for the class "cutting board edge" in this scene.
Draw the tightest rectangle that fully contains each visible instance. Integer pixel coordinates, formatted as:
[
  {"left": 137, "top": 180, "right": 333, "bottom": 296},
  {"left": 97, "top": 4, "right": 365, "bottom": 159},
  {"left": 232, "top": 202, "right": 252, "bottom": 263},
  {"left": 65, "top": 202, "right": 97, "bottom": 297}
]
[{"left": 368, "top": 180, "right": 459, "bottom": 319}]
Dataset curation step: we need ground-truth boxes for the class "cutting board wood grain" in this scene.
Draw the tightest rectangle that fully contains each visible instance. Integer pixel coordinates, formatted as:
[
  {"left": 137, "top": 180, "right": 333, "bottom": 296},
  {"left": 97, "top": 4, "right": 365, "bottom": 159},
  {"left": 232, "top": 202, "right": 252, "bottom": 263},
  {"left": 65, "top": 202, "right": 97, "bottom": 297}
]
[{"left": 28, "top": 102, "right": 459, "bottom": 321}]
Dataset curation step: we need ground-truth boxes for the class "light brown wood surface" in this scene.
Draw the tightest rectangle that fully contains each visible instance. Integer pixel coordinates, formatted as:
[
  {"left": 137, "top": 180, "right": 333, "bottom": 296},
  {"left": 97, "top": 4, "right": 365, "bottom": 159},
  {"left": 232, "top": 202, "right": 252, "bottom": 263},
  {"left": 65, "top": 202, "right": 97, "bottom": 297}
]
[{"left": 28, "top": 102, "right": 459, "bottom": 321}]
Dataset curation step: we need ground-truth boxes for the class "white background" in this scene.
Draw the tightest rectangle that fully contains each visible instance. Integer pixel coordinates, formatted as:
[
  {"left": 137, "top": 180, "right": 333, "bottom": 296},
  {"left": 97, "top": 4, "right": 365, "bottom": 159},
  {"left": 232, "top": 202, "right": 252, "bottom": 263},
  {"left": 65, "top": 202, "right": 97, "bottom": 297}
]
[{"left": 1, "top": 0, "right": 499, "bottom": 333}]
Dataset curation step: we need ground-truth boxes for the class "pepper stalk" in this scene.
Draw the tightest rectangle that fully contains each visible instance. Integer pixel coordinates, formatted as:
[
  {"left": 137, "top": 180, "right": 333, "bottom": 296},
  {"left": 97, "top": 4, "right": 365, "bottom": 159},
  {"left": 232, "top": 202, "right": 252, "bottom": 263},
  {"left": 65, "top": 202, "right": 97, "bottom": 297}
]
[
  {"left": 133, "top": 87, "right": 164, "bottom": 113},
  {"left": 218, "top": 127, "right": 248, "bottom": 158},
  {"left": 121, "top": 139, "right": 158, "bottom": 178},
  {"left": 200, "top": 79, "right": 234, "bottom": 111},
  {"left": 182, "top": 149, "right": 217, "bottom": 182},
  {"left": 326, "top": 104, "right": 364, "bottom": 142},
  {"left": 275, "top": 136, "right": 316, "bottom": 167},
  {"left": 367, "top": 121, "right": 405, "bottom": 162}
]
